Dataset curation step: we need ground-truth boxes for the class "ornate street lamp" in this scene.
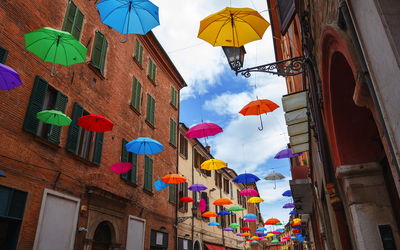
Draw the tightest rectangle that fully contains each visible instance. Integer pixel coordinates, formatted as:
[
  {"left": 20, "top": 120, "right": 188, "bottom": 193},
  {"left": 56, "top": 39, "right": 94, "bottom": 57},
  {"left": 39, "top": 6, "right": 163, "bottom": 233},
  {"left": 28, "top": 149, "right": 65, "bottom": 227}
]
[{"left": 222, "top": 46, "right": 246, "bottom": 71}]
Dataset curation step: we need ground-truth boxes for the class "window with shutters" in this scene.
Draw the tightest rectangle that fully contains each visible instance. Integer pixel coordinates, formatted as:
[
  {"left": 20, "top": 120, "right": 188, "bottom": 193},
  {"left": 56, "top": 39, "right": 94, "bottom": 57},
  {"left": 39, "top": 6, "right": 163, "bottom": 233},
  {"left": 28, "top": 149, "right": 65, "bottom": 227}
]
[
  {"left": 146, "top": 93, "right": 155, "bottom": 127},
  {"left": 62, "top": 1, "right": 84, "bottom": 41},
  {"left": 179, "top": 134, "right": 188, "bottom": 159},
  {"left": 171, "top": 86, "right": 177, "bottom": 107},
  {"left": 230, "top": 182, "right": 233, "bottom": 200},
  {"left": 144, "top": 155, "right": 153, "bottom": 192},
  {"left": 91, "top": 31, "right": 108, "bottom": 74},
  {"left": 148, "top": 58, "right": 156, "bottom": 83},
  {"left": 169, "top": 171, "right": 175, "bottom": 203},
  {"left": 66, "top": 103, "right": 104, "bottom": 166},
  {"left": 134, "top": 39, "right": 144, "bottom": 66},
  {"left": 0, "top": 45, "right": 8, "bottom": 64},
  {"left": 193, "top": 191, "right": 201, "bottom": 219},
  {"left": 201, "top": 192, "right": 209, "bottom": 222},
  {"left": 178, "top": 182, "right": 188, "bottom": 211},
  {"left": 131, "top": 76, "right": 142, "bottom": 112},
  {"left": 170, "top": 118, "right": 177, "bottom": 146},
  {"left": 379, "top": 225, "right": 397, "bottom": 249},
  {"left": 121, "top": 139, "right": 137, "bottom": 183},
  {"left": 276, "top": 0, "right": 296, "bottom": 35},
  {"left": 23, "top": 76, "right": 68, "bottom": 145},
  {"left": 223, "top": 178, "right": 229, "bottom": 194}
]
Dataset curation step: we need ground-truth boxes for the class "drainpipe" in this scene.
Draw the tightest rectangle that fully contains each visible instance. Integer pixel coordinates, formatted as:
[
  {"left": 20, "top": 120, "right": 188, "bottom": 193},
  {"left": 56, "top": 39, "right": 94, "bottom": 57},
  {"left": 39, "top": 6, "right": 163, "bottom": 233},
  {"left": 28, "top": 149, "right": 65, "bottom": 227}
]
[{"left": 191, "top": 142, "right": 198, "bottom": 248}]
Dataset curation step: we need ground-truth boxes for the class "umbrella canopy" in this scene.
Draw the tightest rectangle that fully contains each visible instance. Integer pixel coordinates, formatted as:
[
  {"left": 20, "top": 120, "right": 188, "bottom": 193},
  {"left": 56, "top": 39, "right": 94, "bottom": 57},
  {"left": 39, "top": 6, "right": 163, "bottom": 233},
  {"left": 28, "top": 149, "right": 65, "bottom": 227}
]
[
  {"left": 282, "top": 190, "right": 292, "bottom": 197},
  {"left": 248, "top": 197, "right": 264, "bottom": 203},
  {"left": 208, "top": 222, "right": 220, "bottom": 226},
  {"left": 213, "top": 198, "right": 233, "bottom": 205},
  {"left": 78, "top": 114, "right": 114, "bottom": 133},
  {"left": 256, "top": 227, "right": 267, "bottom": 231},
  {"left": 241, "top": 227, "right": 251, "bottom": 231},
  {"left": 291, "top": 236, "right": 296, "bottom": 239},
  {"left": 199, "top": 199, "right": 206, "bottom": 212},
  {"left": 251, "top": 241, "right": 258, "bottom": 243},
  {"left": 185, "top": 122, "right": 223, "bottom": 138},
  {"left": 264, "top": 172, "right": 285, "bottom": 189},
  {"left": 271, "top": 231, "right": 281, "bottom": 235},
  {"left": 126, "top": 137, "right": 163, "bottom": 155},
  {"left": 236, "top": 233, "right": 242, "bottom": 236},
  {"left": 201, "top": 159, "right": 226, "bottom": 170},
  {"left": 298, "top": 236, "right": 305, "bottom": 241},
  {"left": 36, "top": 110, "right": 72, "bottom": 126},
  {"left": 293, "top": 218, "right": 301, "bottom": 223},
  {"left": 223, "top": 227, "right": 234, "bottom": 231},
  {"left": 217, "top": 210, "right": 231, "bottom": 215},
  {"left": 202, "top": 211, "right": 218, "bottom": 217},
  {"left": 293, "top": 222, "right": 301, "bottom": 226},
  {"left": 266, "top": 233, "right": 274, "bottom": 237},
  {"left": 270, "top": 239, "right": 279, "bottom": 243},
  {"left": 244, "top": 213, "right": 257, "bottom": 219},
  {"left": 289, "top": 210, "right": 297, "bottom": 215},
  {"left": 161, "top": 174, "right": 186, "bottom": 184},
  {"left": 239, "top": 189, "right": 259, "bottom": 197},
  {"left": 241, "top": 233, "right": 251, "bottom": 237},
  {"left": 0, "top": 63, "right": 23, "bottom": 90},
  {"left": 276, "top": 229, "right": 284, "bottom": 232},
  {"left": 283, "top": 203, "right": 295, "bottom": 209},
  {"left": 293, "top": 225, "right": 302, "bottom": 229},
  {"left": 275, "top": 222, "right": 282, "bottom": 225},
  {"left": 109, "top": 162, "right": 132, "bottom": 174},
  {"left": 24, "top": 27, "right": 87, "bottom": 76},
  {"left": 154, "top": 179, "right": 169, "bottom": 191},
  {"left": 265, "top": 218, "right": 280, "bottom": 225},
  {"left": 228, "top": 206, "right": 244, "bottom": 212},
  {"left": 188, "top": 183, "right": 207, "bottom": 191},
  {"left": 259, "top": 237, "right": 265, "bottom": 240},
  {"left": 233, "top": 173, "right": 260, "bottom": 183},
  {"left": 229, "top": 223, "right": 240, "bottom": 229},
  {"left": 281, "top": 240, "right": 287, "bottom": 243},
  {"left": 239, "top": 99, "right": 279, "bottom": 130},
  {"left": 274, "top": 148, "right": 302, "bottom": 159},
  {"left": 198, "top": 7, "right": 270, "bottom": 47},
  {"left": 244, "top": 218, "right": 257, "bottom": 222},
  {"left": 254, "top": 231, "right": 264, "bottom": 235},
  {"left": 96, "top": 0, "right": 160, "bottom": 42},
  {"left": 292, "top": 229, "right": 301, "bottom": 234},
  {"left": 179, "top": 197, "right": 194, "bottom": 203}
]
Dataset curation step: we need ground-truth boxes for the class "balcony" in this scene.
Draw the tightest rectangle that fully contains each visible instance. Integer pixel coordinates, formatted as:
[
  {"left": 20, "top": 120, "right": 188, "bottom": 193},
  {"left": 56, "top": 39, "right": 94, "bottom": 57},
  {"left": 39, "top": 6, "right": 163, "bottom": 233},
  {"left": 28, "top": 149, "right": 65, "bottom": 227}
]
[
  {"left": 289, "top": 165, "right": 313, "bottom": 214},
  {"left": 291, "top": 165, "right": 309, "bottom": 180}
]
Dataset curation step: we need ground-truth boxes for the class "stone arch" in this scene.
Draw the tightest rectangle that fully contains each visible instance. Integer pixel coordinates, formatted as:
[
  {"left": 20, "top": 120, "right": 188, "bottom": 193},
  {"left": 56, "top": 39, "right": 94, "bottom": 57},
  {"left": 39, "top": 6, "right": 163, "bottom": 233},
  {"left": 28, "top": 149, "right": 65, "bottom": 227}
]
[
  {"left": 85, "top": 211, "right": 122, "bottom": 250},
  {"left": 193, "top": 238, "right": 202, "bottom": 250}
]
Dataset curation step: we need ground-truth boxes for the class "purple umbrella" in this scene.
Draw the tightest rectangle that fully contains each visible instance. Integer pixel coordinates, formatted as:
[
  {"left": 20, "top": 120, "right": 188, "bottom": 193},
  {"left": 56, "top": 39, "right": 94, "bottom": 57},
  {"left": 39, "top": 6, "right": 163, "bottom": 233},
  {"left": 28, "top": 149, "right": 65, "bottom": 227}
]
[
  {"left": 188, "top": 183, "right": 207, "bottom": 191},
  {"left": 283, "top": 203, "right": 295, "bottom": 209},
  {"left": 0, "top": 63, "right": 23, "bottom": 90},
  {"left": 274, "top": 149, "right": 302, "bottom": 159},
  {"left": 224, "top": 227, "right": 234, "bottom": 231},
  {"left": 254, "top": 231, "right": 264, "bottom": 235},
  {"left": 236, "top": 233, "right": 242, "bottom": 236}
]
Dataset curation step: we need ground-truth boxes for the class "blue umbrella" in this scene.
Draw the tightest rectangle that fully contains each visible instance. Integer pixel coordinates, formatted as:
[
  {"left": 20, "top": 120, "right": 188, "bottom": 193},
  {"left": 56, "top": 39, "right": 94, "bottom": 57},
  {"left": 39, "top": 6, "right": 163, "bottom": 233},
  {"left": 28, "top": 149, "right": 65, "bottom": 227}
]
[
  {"left": 293, "top": 225, "right": 301, "bottom": 229},
  {"left": 208, "top": 222, "right": 220, "bottom": 226},
  {"left": 218, "top": 211, "right": 231, "bottom": 215},
  {"left": 282, "top": 190, "right": 292, "bottom": 197},
  {"left": 251, "top": 241, "right": 258, "bottom": 243},
  {"left": 291, "top": 236, "right": 296, "bottom": 239},
  {"left": 232, "top": 173, "right": 260, "bottom": 183},
  {"left": 297, "top": 236, "right": 305, "bottom": 242},
  {"left": 188, "top": 183, "right": 207, "bottom": 191},
  {"left": 276, "top": 229, "right": 284, "bottom": 232},
  {"left": 154, "top": 179, "right": 169, "bottom": 191},
  {"left": 126, "top": 137, "right": 163, "bottom": 155},
  {"left": 96, "top": 0, "right": 160, "bottom": 43},
  {"left": 289, "top": 210, "right": 297, "bottom": 215},
  {"left": 244, "top": 213, "right": 257, "bottom": 219},
  {"left": 256, "top": 227, "right": 267, "bottom": 231}
]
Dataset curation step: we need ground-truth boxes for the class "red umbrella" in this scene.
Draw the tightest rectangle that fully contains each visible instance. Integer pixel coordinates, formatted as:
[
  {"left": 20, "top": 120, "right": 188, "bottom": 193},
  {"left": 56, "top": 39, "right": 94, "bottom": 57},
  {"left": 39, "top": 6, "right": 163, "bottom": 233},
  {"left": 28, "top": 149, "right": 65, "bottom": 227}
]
[
  {"left": 241, "top": 227, "right": 251, "bottom": 231},
  {"left": 180, "top": 197, "right": 194, "bottom": 203},
  {"left": 185, "top": 122, "right": 223, "bottom": 138},
  {"left": 78, "top": 114, "right": 114, "bottom": 132},
  {"left": 109, "top": 162, "right": 133, "bottom": 174},
  {"left": 292, "top": 229, "right": 301, "bottom": 234}
]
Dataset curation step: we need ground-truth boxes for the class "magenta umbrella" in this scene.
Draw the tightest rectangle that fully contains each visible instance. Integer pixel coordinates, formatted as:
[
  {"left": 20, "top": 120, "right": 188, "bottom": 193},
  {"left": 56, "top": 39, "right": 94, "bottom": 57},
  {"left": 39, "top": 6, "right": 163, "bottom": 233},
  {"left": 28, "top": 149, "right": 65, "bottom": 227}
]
[
  {"left": 0, "top": 63, "right": 23, "bottom": 90},
  {"left": 239, "top": 189, "right": 259, "bottom": 196},
  {"left": 245, "top": 218, "right": 257, "bottom": 222},
  {"left": 283, "top": 203, "right": 295, "bottom": 209},
  {"left": 274, "top": 148, "right": 302, "bottom": 159},
  {"left": 271, "top": 231, "right": 281, "bottom": 235},
  {"left": 283, "top": 236, "right": 291, "bottom": 240},
  {"left": 109, "top": 162, "right": 133, "bottom": 174},
  {"left": 185, "top": 122, "right": 223, "bottom": 138},
  {"left": 199, "top": 198, "right": 207, "bottom": 212}
]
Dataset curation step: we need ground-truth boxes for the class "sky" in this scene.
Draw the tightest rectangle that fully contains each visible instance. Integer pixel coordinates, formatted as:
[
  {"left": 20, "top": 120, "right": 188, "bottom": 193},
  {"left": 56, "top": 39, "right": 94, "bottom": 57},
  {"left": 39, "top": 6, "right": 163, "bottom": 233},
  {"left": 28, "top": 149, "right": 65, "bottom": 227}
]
[{"left": 151, "top": 0, "right": 293, "bottom": 227}]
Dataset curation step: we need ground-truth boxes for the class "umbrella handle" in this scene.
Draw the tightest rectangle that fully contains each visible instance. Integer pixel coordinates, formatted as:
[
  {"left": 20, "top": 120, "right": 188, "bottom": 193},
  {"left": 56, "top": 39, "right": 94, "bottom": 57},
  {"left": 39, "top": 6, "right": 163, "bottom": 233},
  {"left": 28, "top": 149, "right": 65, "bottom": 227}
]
[
  {"left": 51, "top": 62, "right": 58, "bottom": 77},
  {"left": 258, "top": 115, "right": 263, "bottom": 131},
  {"left": 119, "top": 34, "right": 128, "bottom": 43}
]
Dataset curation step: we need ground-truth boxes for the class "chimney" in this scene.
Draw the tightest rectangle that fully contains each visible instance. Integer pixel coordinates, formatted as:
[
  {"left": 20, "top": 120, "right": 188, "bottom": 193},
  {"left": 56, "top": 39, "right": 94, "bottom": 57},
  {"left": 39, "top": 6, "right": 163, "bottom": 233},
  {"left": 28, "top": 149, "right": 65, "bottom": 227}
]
[{"left": 205, "top": 145, "right": 210, "bottom": 153}]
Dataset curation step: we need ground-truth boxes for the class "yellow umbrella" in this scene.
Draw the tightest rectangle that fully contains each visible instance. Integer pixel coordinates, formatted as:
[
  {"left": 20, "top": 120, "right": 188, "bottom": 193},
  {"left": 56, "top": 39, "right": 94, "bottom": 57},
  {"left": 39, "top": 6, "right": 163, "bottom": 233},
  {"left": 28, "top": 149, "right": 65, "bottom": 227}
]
[
  {"left": 201, "top": 159, "right": 226, "bottom": 170},
  {"left": 266, "top": 233, "right": 275, "bottom": 237},
  {"left": 198, "top": 7, "right": 270, "bottom": 47},
  {"left": 248, "top": 197, "right": 264, "bottom": 203},
  {"left": 293, "top": 218, "right": 301, "bottom": 223}
]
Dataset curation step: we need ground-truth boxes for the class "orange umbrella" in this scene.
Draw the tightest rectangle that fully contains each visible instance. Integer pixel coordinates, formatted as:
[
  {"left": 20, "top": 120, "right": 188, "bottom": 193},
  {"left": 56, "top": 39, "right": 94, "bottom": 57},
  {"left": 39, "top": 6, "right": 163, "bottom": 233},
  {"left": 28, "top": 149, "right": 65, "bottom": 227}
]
[
  {"left": 239, "top": 99, "right": 279, "bottom": 131},
  {"left": 213, "top": 198, "right": 233, "bottom": 205},
  {"left": 264, "top": 218, "right": 280, "bottom": 225},
  {"left": 202, "top": 211, "right": 218, "bottom": 217},
  {"left": 161, "top": 174, "right": 186, "bottom": 184},
  {"left": 293, "top": 222, "right": 301, "bottom": 226},
  {"left": 241, "top": 233, "right": 251, "bottom": 237}
]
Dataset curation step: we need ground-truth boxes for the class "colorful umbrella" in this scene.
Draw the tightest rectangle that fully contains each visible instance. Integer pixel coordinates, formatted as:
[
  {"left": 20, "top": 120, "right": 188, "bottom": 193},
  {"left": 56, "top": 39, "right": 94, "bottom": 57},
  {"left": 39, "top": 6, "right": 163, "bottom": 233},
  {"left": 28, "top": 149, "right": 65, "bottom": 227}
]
[
  {"left": 109, "top": 162, "right": 132, "bottom": 174},
  {"left": 239, "top": 189, "right": 259, "bottom": 197},
  {"left": 256, "top": 227, "right": 267, "bottom": 231},
  {"left": 241, "top": 233, "right": 251, "bottom": 237},
  {"left": 185, "top": 122, "right": 223, "bottom": 139},
  {"left": 264, "top": 172, "right": 285, "bottom": 189},
  {"left": 291, "top": 236, "right": 296, "bottom": 239},
  {"left": 252, "top": 237, "right": 260, "bottom": 240},
  {"left": 281, "top": 240, "right": 287, "bottom": 243},
  {"left": 233, "top": 173, "right": 260, "bottom": 183},
  {"left": 239, "top": 99, "right": 279, "bottom": 130},
  {"left": 0, "top": 63, "right": 23, "bottom": 90},
  {"left": 224, "top": 227, "right": 234, "bottom": 231},
  {"left": 265, "top": 218, "right": 280, "bottom": 225},
  {"left": 201, "top": 159, "right": 226, "bottom": 170},
  {"left": 229, "top": 223, "right": 240, "bottom": 229},
  {"left": 293, "top": 222, "right": 301, "bottom": 226},
  {"left": 180, "top": 197, "right": 194, "bottom": 203},
  {"left": 78, "top": 114, "right": 114, "bottom": 133},
  {"left": 248, "top": 197, "right": 264, "bottom": 203},
  {"left": 188, "top": 184, "right": 207, "bottom": 191},
  {"left": 276, "top": 229, "right": 284, "bottom": 232},
  {"left": 293, "top": 225, "right": 301, "bottom": 229},
  {"left": 271, "top": 231, "right": 281, "bottom": 235},
  {"left": 275, "top": 222, "right": 282, "bottom": 225},
  {"left": 244, "top": 213, "right": 257, "bottom": 219},
  {"left": 199, "top": 199, "right": 206, "bottom": 212},
  {"left": 290, "top": 210, "right": 297, "bottom": 215},
  {"left": 254, "top": 231, "right": 264, "bottom": 235},
  {"left": 251, "top": 241, "right": 258, "bottom": 243},
  {"left": 202, "top": 211, "right": 218, "bottom": 217},
  {"left": 244, "top": 218, "right": 257, "bottom": 222},
  {"left": 198, "top": 7, "right": 270, "bottom": 47},
  {"left": 282, "top": 190, "right": 292, "bottom": 197},
  {"left": 292, "top": 229, "right": 301, "bottom": 234},
  {"left": 270, "top": 239, "right": 279, "bottom": 243},
  {"left": 274, "top": 148, "right": 302, "bottom": 159},
  {"left": 236, "top": 233, "right": 242, "bottom": 236},
  {"left": 213, "top": 198, "right": 232, "bottom": 205},
  {"left": 228, "top": 206, "right": 244, "bottom": 212},
  {"left": 266, "top": 233, "right": 274, "bottom": 237},
  {"left": 283, "top": 203, "right": 295, "bottom": 209},
  {"left": 161, "top": 174, "right": 186, "bottom": 184},
  {"left": 217, "top": 210, "right": 231, "bottom": 215},
  {"left": 298, "top": 236, "right": 305, "bottom": 241},
  {"left": 126, "top": 137, "right": 163, "bottom": 155},
  {"left": 154, "top": 179, "right": 169, "bottom": 191},
  {"left": 36, "top": 110, "right": 72, "bottom": 126},
  {"left": 259, "top": 238, "right": 266, "bottom": 240},
  {"left": 208, "top": 222, "right": 220, "bottom": 226},
  {"left": 24, "top": 27, "right": 87, "bottom": 76},
  {"left": 96, "top": 0, "right": 160, "bottom": 42},
  {"left": 241, "top": 227, "right": 251, "bottom": 231},
  {"left": 293, "top": 218, "right": 301, "bottom": 223}
]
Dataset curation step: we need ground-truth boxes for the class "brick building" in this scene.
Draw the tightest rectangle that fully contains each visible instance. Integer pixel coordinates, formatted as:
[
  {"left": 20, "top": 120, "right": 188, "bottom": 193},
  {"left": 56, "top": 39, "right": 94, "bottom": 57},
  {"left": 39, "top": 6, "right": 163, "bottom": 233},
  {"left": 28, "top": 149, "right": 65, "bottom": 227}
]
[{"left": 0, "top": 0, "right": 186, "bottom": 249}]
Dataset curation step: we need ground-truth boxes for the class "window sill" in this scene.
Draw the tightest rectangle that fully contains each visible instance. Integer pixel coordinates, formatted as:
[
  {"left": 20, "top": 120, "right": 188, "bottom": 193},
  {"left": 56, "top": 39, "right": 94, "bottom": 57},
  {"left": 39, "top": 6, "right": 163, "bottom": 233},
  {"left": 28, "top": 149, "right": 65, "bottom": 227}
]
[
  {"left": 133, "top": 56, "right": 144, "bottom": 70},
  {"left": 169, "top": 142, "right": 177, "bottom": 149},
  {"left": 179, "top": 153, "right": 188, "bottom": 160},
  {"left": 121, "top": 178, "right": 138, "bottom": 188},
  {"left": 88, "top": 62, "right": 106, "bottom": 80},
  {"left": 33, "top": 135, "right": 61, "bottom": 150},
  {"left": 170, "top": 102, "right": 178, "bottom": 111},
  {"left": 147, "top": 75, "right": 157, "bottom": 87},
  {"left": 179, "top": 208, "right": 187, "bottom": 213},
  {"left": 130, "top": 104, "right": 141, "bottom": 116},
  {"left": 145, "top": 119, "right": 155, "bottom": 130},
  {"left": 143, "top": 188, "right": 154, "bottom": 196},
  {"left": 169, "top": 200, "right": 176, "bottom": 205},
  {"left": 72, "top": 154, "right": 98, "bottom": 167}
]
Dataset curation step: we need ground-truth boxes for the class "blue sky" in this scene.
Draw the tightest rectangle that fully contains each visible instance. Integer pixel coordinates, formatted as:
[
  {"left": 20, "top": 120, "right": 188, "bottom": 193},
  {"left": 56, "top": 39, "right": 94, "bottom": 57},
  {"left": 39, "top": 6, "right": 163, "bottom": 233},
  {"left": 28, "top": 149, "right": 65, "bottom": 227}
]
[{"left": 152, "top": 0, "right": 294, "bottom": 226}]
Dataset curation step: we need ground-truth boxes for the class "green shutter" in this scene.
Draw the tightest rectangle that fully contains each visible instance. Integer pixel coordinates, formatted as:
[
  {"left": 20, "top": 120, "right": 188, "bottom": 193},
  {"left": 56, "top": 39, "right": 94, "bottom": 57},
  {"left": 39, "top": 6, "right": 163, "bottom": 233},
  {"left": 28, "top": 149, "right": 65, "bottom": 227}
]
[
  {"left": 144, "top": 156, "right": 153, "bottom": 191},
  {"left": 99, "top": 37, "right": 108, "bottom": 74},
  {"left": 148, "top": 58, "right": 156, "bottom": 82},
  {"left": 146, "top": 94, "right": 155, "bottom": 126},
  {"left": 66, "top": 102, "right": 84, "bottom": 153},
  {"left": 135, "top": 82, "right": 141, "bottom": 111},
  {"left": 152, "top": 63, "right": 156, "bottom": 83},
  {"left": 134, "top": 39, "right": 143, "bottom": 65},
  {"left": 62, "top": 1, "right": 84, "bottom": 41},
  {"left": 23, "top": 76, "right": 49, "bottom": 134},
  {"left": 146, "top": 93, "right": 151, "bottom": 122},
  {"left": 170, "top": 118, "right": 176, "bottom": 146},
  {"left": 169, "top": 172, "right": 175, "bottom": 203},
  {"left": 121, "top": 139, "right": 129, "bottom": 179},
  {"left": 131, "top": 76, "right": 141, "bottom": 111},
  {"left": 184, "top": 182, "right": 188, "bottom": 211},
  {"left": 148, "top": 58, "right": 152, "bottom": 78},
  {"left": 151, "top": 97, "right": 155, "bottom": 125},
  {"left": 130, "top": 152, "right": 137, "bottom": 183},
  {"left": 92, "top": 31, "right": 107, "bottom": 74},
  {"left": 171, "top": 87, "right": 177, "bottom": 106},
  {"left": 48, "top": 91, "right": 68, "bottom": 144},
  {"left": 92, "top": 132, "right": 104, "bottom": 166},
  {"left": 0, "top": 45, "right": 8, "bottom": 64},
  {"left": 73, "top": 9, "right": 84, "bottom": 41}
]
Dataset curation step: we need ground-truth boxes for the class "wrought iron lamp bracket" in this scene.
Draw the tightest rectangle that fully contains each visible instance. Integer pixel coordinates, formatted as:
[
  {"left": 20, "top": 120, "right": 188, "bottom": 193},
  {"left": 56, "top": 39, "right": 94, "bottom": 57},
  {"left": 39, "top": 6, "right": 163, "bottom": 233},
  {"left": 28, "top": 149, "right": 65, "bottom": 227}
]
[{"left": 177, "top": 216, "right": 192, "bottom": 223}]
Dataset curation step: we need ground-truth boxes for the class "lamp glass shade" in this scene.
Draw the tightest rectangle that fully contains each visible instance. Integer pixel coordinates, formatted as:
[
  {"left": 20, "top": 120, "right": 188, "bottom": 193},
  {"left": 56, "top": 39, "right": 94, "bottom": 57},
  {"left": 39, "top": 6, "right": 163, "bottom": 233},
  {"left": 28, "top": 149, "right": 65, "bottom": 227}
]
[{"left": 222, "top": 46, "right": 246, "bottom": 71}]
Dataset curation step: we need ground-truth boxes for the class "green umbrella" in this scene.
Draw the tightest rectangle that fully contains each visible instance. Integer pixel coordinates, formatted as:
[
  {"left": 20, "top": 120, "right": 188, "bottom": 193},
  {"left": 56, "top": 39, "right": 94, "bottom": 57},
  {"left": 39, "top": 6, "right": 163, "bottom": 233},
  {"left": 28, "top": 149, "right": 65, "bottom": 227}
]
[
  {"left": 36, "top": 110, "right": 72, "bottom": 126},
  {"left": 24, "top": 27, "right": 87, "bottom": 76},
  {"left": 228, "top": 206, "right": 244, "bottom": 212},
  {"left": 275, "top": 222, "right": 282, "bottom": 225},
  {"left": 229, "top": 223, "right": 240, "bottom": 229},
  {"left": 271, "top": 239, "right": 279, "bottom": 243}
]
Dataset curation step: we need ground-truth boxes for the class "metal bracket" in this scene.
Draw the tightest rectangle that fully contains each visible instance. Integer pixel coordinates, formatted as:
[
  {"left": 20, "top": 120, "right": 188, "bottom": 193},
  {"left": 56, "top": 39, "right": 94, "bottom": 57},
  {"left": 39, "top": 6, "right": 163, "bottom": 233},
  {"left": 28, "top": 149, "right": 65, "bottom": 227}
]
[{"left": 177, "top": 216, "right": 192, "bottom": 223}]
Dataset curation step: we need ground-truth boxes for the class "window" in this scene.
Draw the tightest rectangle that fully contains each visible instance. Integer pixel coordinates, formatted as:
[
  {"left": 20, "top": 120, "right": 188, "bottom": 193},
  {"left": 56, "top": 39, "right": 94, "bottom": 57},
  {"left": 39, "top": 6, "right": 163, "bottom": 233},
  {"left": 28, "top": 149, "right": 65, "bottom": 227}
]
[
  {"left": 201, "top": 192, "right": 209, "bottom": 222},
  {"left": 193, "top": 191, "right": 202, "bottom": 218},
  {"left": 194, "top": 151, "right": 200, "bottom": 170},
  {"left": 178, "top": 238, "right": 192, "bottom": 250},
  {"left": 66, "top": 103, "right": 104, "bottom": 166},
  {"left": 131, "top": 76, "right": 142, "bottom": 111},
  {"left": 62, "top": 1, "right": 84, "bottom": 41},
  {"left": 223, "top": 178, "right": 229, "bottom": 194},
  {"left": 146, "top": 93, "right": 155, "bottom": 126},
  {"left": 215, "top": 205, "right": 221, "bottom": 224},
  {"left": 178, "top": 182, "right": 188, "bottom": 211},
  {"left": 199, "top": 155, "right": 211, "bottom": 177},
  {"left": 379, "top": 225, "right": 397, "bottom": 250},
  {"left": 23, "top": 76, "right": 68, "bottom": 145},
  {"left": 215, "top": 172, "right": 222, "bottom": 188},
  {"left": 171, "top": 86, "right": 177, "bottom": 107},
  {"left": 170, "top": 118, "right": 177, "bottom": 146},
  {"left": 230, "top": 182, "right": 233, "bottom": 200},
  {"left": 134, "top": 39, "right": 144, "bottom": 65},
  {"left": 91, "top": 31, "right": 108, "bottom": 74},
  {"left": 144, "top": 155, "right": 153, "bottom": 192},
  {"left": 237, "top": 190, "right": 240, "bottom": 204},
  {"left": 179, "top": 134, "right": 188, "bottom": 158},
  {"left": 0, "top": 45, "right": 8, "bottom": 64},
  {"left": 121, "top": 139, "right": 137, "bottom": 183},
  {"left": 276, "top": 0, "right": 296, "bottom": 35},
  {"left": 148, "top": 58, "right": 156, "bottom": 83}
]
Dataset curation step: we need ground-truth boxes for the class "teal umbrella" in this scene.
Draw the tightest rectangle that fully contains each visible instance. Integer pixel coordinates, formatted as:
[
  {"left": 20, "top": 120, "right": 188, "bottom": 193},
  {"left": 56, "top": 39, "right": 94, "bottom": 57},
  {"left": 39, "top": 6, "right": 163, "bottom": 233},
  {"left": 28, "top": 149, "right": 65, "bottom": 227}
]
[
  {"left": 36, "top": 110, "right": 72, "bottom": 126},
  {"left": 24, "top": 27, "right": 87, "bottom": 76}
]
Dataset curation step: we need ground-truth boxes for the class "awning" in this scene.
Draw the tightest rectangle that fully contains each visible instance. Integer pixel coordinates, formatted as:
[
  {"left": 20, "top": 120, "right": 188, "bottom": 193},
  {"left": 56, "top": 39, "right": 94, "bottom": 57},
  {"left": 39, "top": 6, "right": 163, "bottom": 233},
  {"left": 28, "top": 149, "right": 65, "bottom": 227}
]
[{"left": 205, "top": 243, "right": 225, "bottom": 250}]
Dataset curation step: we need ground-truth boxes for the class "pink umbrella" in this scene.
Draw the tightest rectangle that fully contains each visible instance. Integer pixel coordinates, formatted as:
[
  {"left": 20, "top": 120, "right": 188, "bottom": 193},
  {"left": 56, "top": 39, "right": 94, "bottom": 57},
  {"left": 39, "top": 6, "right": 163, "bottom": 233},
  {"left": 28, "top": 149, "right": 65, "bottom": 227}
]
[
  {"left": 239, "top": 189, "right": 259, "bottom": 196},
  {"left": 281, "top": 240, "right": 287, "bottom": 243},
  {"left": 259, "top": 237, "right": 265, "bottom": 240},
  {"left": 245, "top": 218, "right": 257, "bottom": 222},
  {"left": 109, "top": 162, "right": 133, "bottom": 174},
  {"left": 271, "top": 231, "right": 281, "bottom": 235},
  {"left": 283, "top": 236, "right": 291, "bottom": 240},
  {"left": 199, "top": 198, "right": 206, "bottom": 212},
  {"left": 185, "top": 122, "right": 223, "bottom": 138}
]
